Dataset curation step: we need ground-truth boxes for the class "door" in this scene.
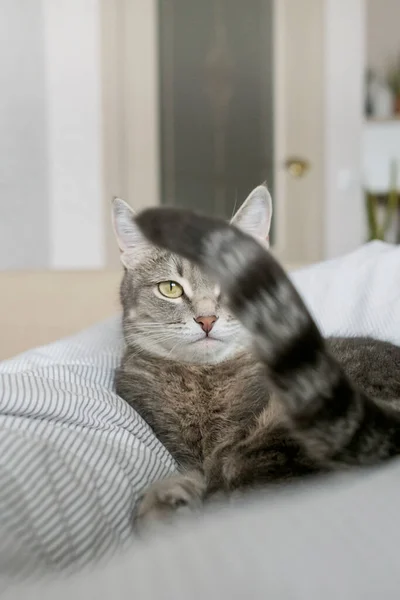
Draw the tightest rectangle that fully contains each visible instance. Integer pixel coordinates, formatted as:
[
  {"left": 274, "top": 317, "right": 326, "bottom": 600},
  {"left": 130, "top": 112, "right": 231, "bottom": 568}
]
[{"left": 103, "top": 0, "right": 325, "bottom": 268}]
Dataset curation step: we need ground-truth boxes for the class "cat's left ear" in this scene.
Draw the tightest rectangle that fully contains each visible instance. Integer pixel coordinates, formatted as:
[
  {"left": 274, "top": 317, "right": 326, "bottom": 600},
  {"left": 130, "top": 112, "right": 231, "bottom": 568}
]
[
  {"left": 230, "top": 184, "right": 272, "bottom": 246},
  {"left": 112, "top": 197, "right": 150, "bottom": 269}
]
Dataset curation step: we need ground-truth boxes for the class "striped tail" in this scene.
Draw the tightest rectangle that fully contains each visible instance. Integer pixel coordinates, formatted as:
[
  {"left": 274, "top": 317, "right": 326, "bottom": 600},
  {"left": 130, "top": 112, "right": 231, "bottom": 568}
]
[{"left": 136, "top": 208, "right": 400, "bottom": 466}]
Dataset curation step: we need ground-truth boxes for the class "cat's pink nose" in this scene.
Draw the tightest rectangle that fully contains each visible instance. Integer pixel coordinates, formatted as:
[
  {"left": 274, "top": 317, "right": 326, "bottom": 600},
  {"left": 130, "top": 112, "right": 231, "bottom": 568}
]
[{"left": 195, "top": 315, "right": 218, "bottom": 334}]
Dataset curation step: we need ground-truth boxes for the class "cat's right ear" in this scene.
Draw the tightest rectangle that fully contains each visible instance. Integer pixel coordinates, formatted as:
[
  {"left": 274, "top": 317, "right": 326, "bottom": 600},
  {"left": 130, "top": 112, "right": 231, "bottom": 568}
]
[
  {"left": 112, "top": 198, "right": 149, "bottom": 268},
  {"left": 230, "top": 184, "right": 272, "bottom": 247}
]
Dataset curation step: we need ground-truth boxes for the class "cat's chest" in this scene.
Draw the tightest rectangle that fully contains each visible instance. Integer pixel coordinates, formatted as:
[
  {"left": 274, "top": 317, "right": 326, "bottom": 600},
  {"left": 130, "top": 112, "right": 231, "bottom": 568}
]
[
  {"left": 156, "top": 362, "right": 233, "bottom": 423},
  {"left": 122, "top": 350, "right": 267, "bottom": 464},
  {"left": 151, "top": 356, "right": 263, "bottom": 457}
]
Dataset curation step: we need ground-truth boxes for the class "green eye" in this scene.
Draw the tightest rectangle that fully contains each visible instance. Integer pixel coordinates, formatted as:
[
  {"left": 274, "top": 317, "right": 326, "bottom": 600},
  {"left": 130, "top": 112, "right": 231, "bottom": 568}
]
[{"left": 158, "top": 281, "right": 184, "bottom": 299}]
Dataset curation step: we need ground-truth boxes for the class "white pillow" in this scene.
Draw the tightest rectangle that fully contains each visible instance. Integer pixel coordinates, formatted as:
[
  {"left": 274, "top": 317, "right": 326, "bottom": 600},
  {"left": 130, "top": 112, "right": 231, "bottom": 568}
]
[
  {"left": 292, "top": 240, "right": 400, "bottom": 345},
  {"left": 0, "top": 241, "right": 399, "bottom": 575}
]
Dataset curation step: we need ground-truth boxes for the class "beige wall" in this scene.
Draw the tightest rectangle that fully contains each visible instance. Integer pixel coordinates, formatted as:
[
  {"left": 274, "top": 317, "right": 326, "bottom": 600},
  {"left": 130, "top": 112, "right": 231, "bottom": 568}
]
[
  {"left": 1, "top": 0, "right": 105, "bottom": 270},
  {"left": 366, "top": 0, "right": 400, "bottom": 74},
  {"left": 0, "top": 271, "right": 122, "bottom": 361}
]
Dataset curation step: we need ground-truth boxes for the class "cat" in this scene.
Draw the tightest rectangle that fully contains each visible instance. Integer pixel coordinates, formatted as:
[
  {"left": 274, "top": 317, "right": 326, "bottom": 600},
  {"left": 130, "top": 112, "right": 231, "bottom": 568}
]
[{"left": 112, "top": 185, "right": 400, "bottom": 531}]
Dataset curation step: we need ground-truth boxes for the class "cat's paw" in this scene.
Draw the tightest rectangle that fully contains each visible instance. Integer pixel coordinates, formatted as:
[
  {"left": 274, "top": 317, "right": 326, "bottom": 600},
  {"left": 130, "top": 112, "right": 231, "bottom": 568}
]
[{"left": 134, "top": 471, "right": 205, "bottom": 534}]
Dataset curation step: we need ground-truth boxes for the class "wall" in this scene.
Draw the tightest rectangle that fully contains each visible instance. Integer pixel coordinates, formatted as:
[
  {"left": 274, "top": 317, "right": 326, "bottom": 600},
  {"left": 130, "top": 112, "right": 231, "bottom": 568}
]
[
  {"left": 44, "top": 0, "right": 104, "bottom": 269},
  {"left": 0, "top": 0, "right": 49, "bottom": 269},
  {"left": 366, "top": 0, "right": 400, "bottom": 75},
  {"left": 323, "top": 0, "right": 366, "bottom": 258},
  {"left": 363, "top": 121, "right": 400, "bottom": 192},
  {"left": 0, "top": 0, "right": 105, "bottom": 270}
]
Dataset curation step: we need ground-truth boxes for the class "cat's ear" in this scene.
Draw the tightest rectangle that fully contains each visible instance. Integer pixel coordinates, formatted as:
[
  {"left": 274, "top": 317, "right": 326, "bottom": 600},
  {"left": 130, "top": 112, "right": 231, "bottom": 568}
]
[
  {"left": 231, "top": 184, "right": 272, "bottom": 246},
  {"left": 112, "top": 198, "right": 150, "bottom": 268}
]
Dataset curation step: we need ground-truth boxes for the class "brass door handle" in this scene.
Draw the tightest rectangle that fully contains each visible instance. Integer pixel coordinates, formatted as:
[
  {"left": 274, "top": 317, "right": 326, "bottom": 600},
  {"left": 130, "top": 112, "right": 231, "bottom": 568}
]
[{"left": 284, "top": 157, "right": 310, "bottom": 178}]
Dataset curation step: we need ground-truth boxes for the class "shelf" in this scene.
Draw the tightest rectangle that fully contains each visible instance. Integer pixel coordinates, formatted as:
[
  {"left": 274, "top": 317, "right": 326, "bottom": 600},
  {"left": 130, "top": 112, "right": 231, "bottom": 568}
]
[{"left": 365, "top": 116, "right": 400, "bottom": 123}]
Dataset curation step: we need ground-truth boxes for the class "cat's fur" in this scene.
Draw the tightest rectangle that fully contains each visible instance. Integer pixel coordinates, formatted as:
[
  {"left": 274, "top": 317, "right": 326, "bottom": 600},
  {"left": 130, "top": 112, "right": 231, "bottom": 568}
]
[{"left": 113, "top": 186, "right": 400, "bottom": 530}]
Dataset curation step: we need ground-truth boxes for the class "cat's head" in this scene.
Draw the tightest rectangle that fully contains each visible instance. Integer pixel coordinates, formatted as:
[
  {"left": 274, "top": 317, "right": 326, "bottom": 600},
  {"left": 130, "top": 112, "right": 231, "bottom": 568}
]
[{"left": 112, "top": 186, "right": 272, "bottom": 364}]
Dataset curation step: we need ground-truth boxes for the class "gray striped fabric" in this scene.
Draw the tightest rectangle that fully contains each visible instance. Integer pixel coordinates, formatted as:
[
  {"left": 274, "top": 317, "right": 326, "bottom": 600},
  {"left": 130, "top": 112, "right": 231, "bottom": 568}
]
[{"left": 0, "top": 316, "right": 176, "bottom": 577}]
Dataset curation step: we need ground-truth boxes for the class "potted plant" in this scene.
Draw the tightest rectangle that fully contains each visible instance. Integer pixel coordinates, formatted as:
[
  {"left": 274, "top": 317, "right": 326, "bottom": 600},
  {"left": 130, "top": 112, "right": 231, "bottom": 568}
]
[
  {"left": 366, "top": 161, "right": 399, "bottom": 243},
  {"left": 387, "top": 58, "right": 400, "bottom": 114}
]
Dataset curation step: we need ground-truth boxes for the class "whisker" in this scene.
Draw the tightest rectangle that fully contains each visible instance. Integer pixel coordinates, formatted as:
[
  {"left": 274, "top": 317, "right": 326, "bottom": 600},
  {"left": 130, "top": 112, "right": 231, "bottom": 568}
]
[
  {"left": 125, "top": 333, "right": 178, "bottom": 344},
  {"left": 165, "top": 339, "right": 183, "bottom": 359},
  {"left": 231, "top": 188, "right": 239, "bottom": 219},
  {"left": 136, "top": 324, "right": 182, "bottom": 329}
]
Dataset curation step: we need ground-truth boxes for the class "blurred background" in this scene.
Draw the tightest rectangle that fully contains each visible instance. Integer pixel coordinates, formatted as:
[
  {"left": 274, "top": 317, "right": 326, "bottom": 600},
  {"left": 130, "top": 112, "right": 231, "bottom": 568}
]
[{"left": 1, "top": 0, "right": 400, "bottom": 357}]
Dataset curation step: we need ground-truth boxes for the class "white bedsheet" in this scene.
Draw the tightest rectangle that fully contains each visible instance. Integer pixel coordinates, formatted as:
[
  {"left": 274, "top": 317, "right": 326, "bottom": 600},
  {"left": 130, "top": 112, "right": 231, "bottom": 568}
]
[{"left": 292, "top": 240, "right": 400, "bottom": 344}]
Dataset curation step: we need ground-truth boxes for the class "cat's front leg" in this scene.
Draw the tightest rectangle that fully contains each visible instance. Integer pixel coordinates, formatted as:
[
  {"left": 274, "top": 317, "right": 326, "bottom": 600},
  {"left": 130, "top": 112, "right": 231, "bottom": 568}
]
[{"left": 134, "top": 469, "right": 206, "bottom": 533}]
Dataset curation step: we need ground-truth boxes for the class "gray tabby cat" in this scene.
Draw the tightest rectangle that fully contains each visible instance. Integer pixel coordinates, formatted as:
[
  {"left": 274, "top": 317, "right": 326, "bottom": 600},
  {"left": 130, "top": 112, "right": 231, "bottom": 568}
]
[{"left": 113, "top": 186, "right": 400, "bottom": 530}]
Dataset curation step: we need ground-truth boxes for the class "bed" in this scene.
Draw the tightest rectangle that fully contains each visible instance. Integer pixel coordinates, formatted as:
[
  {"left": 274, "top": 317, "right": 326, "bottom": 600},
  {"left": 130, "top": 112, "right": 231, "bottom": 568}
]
[{"left": 1, "top": 241, "right": 400, "bottom": 597}]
